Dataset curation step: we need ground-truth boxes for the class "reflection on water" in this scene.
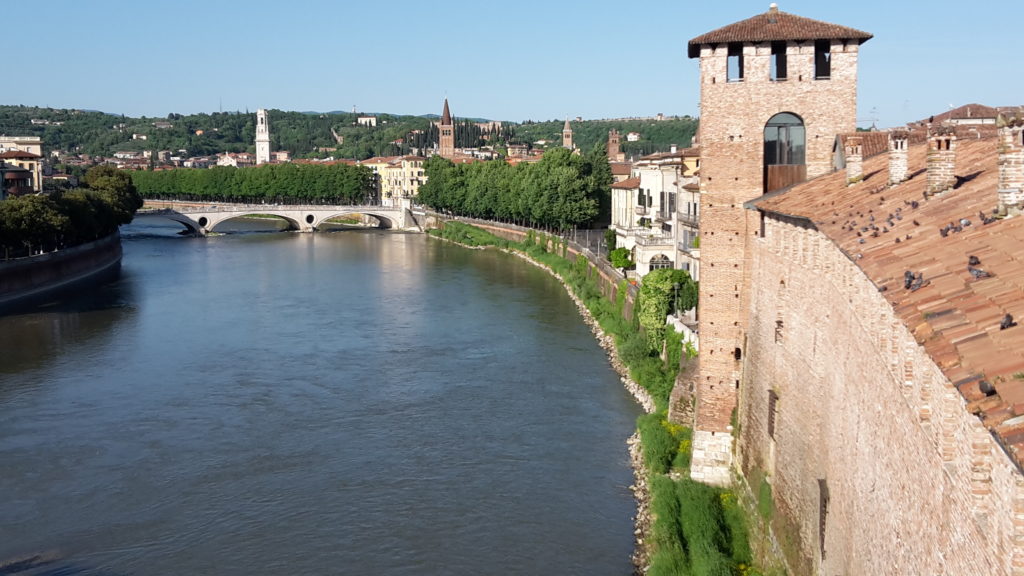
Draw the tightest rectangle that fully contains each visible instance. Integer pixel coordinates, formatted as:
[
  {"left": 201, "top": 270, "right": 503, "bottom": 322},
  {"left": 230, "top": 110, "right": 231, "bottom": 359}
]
[
  {"left": 0, "top": 220, "right": 642, "bottom": 576},
  {"left": 0, "top": 272, "right": 136, "bottom": 378}
]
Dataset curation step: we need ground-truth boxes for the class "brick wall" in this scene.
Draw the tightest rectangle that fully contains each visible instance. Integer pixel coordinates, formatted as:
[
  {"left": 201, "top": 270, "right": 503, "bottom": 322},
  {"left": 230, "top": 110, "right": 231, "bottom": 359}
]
[
  {"left": 927, "top": 133, "right": 958, "bottom": 196},
  {"left": 845, "top": 136, "right": 863, "bottom": 183},
  {"left": 999, "top": 124, "right": 1024, "bottom": 215},
  {"left": 690, "top": 39, "right": 861, "bottom": 482},
  {"left": 889, "top": 131, "right": 909, "bottom": 185},
  {"left": 739, "top": 215, "right": 1023, "bottom": 575}
]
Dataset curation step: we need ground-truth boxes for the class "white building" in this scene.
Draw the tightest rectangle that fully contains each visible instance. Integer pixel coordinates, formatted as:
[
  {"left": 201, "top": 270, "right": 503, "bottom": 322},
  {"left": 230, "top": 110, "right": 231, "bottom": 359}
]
[
  {"left": 255, "top": 108, "right": 271, "bottom": 165},
  {"left": 610, "top": 146, "right": 700, "bottom": 281}
]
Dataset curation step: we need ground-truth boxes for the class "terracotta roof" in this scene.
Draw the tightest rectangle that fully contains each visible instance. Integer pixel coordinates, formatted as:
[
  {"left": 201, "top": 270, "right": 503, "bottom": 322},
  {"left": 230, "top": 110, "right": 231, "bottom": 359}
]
[
  {"left": 836, "top": 131, "right": 889, "bottom": 160},
  {"left": 754, "top": 132, "right": 1024, "bottom": 467},
  {"left": 440, "top": 98, "right": 452, "bottom": 126},
  {"left": 610, "top": 162, "right": 633, "bottom": 175},
  {"left": 688, "top": 6, "right": 872, "bottom": 58},
  {"left": 924, "top": 103, "right": 1000, "bottom": 125},
  {"left": 0, "top": 150, "right": 41, "bottom": 159},
  {"left": 612, "top": 177, "right": 640, "bottom": 189},
  {"left": 639, "top": 147, "right": 700, "bottom": 162}
]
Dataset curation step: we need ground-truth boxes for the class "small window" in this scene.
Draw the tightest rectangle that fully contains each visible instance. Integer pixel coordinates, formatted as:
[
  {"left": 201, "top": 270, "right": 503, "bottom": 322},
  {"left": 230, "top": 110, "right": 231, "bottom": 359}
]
[
  {"left": 774, "top": 319, "right": 784, "bottom": 343},
  {"left": 767, "top": 390, "right": 779, "bottom": 439},
  {"left": 727, "top": 43, "right": 744, "bottom": 82},
  {"left": 771, "top": 41, "right": 787, "bottom": 80},
  {"left": 814, "top": 40, "right": 831, "bottom": 79}
]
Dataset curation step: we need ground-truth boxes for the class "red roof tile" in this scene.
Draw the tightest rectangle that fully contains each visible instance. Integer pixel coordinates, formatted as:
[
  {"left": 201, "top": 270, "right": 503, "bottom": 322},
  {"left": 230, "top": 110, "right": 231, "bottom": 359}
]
[
  {"left": 612, "top": 177, "right": 640, "bottom": 189},
  {"left": 754, "top": 129, "right": 1024, "bottom": 467},
  {"left": 688, "top": 6, "right": 872, "bottom": 58}
]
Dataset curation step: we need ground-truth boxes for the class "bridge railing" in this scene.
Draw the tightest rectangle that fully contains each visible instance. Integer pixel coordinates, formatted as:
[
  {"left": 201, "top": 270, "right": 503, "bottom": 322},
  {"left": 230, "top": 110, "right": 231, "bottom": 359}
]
[{"left": 143, "top": 202, "right": 400, "bottom": 214}]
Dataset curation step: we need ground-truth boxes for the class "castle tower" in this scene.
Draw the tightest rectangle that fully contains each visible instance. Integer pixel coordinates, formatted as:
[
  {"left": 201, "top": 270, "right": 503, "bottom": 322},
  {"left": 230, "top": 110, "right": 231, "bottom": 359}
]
[
  {"left": 608, "top": 129, "right": 625, "bottom": 162},
  {"left": 562, "top": 119, "right": 573, "bottom": 150},
  {"left": 439, "top": 98, "right": 455, "bottom": 159},
  {"left": 686, "top": 4, "right": 871, "bottom": 485},
  {"left": 255, "top": 108, "right": 271, "bottom": 165}
]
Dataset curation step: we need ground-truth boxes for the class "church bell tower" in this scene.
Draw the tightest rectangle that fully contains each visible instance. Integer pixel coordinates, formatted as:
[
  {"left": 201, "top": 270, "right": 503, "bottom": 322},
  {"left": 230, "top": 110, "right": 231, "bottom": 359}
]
[{"left": 256, "top": 108, "right": 271, "bottom": 165}]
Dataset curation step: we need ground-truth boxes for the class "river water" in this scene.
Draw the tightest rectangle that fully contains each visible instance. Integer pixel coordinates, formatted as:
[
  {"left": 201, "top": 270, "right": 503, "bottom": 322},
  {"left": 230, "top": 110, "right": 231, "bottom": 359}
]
[{"left": 0, "top": 217, "right": 643, "bottom": 575}]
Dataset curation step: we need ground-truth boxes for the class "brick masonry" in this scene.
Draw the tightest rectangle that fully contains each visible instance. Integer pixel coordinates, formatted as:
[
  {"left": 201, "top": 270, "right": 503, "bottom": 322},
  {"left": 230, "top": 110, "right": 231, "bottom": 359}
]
[
  {"left": 888, "top": 131, "right": 909, "bottom": 185},
  {"left": 845, "top": 136, "right": 862, "bottom": 183},
  {"left": 691, "top": 38, "right": 860, "bottom": 484},
  {"left": 998, "top": 124, "right": 1024, "bottom": 215},
  {"left": 739, "top": 215, "right": 1023, "bottom": 575},
  {"left": 927, "top": 133, "right": 958, "bottom": 196}
]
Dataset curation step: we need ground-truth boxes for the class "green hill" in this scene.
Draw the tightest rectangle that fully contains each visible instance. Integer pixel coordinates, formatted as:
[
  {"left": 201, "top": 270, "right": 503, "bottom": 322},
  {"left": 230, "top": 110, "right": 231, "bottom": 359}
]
[{"left": 0, "top": 106, "right": 697, "bottom": 161}]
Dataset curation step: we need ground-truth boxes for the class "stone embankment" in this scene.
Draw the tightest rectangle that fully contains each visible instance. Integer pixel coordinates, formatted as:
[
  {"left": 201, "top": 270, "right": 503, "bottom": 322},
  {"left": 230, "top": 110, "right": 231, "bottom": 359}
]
[{"left": 0, "top": 233, "right": 122, "bottom": 313}]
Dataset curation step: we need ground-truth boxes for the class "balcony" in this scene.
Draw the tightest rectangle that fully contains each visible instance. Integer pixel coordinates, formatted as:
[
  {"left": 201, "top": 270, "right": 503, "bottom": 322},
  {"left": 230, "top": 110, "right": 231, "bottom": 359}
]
[
  {"left": 679, "top": 240, "right": 700, "bottom": 257},
  {"left": 635, "top": 230, "right": 673, "bottom": 247},
  {"left": 634, "top": 206, "right": 648, "bottom": 216},
  {"left": 655, "top": 210, "right": 671, "bottom": 222},
  {"left": 677, "top": 212, "right": 700, "bottom": 227}
]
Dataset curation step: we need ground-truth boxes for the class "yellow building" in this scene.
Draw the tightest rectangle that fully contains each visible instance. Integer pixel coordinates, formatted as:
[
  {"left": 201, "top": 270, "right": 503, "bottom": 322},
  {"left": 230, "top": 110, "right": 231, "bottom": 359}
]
[{"left": 0, "top": 136, "right": 43, "bottom": 194}]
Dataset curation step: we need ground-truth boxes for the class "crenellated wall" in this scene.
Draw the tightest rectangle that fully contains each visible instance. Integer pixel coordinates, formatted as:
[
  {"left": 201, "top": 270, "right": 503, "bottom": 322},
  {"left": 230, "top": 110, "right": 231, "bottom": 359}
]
[{"left": 740, "top": 214, "right": 1024, "bottom": 575}]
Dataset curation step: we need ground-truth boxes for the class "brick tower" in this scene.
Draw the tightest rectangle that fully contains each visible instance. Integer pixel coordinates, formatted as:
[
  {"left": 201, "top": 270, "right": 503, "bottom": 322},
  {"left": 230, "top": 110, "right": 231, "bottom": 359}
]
[
  {"left": 439, "top": 98, "right": 455, "bottom": 159},
  {"left": 608, "top": 129, "right": 625, "bottom": 162},
  {"left": 562, "top": 118, "right": 574, "bottom": 150},
  {"left": 686, "top": 5, "right": 871, "bottom": 485},
  {"left": 255, "top": 108, "right": 271, "bottom": 165}
]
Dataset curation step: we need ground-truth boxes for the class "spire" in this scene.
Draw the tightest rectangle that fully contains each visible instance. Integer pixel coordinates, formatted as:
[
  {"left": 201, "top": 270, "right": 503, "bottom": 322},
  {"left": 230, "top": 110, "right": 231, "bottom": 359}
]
[
  {"left": 563, "top": 118, "right": 571, "bottom": 131},
  {"left": 441, "top": 98, "right": 452, "bottom": 126}
]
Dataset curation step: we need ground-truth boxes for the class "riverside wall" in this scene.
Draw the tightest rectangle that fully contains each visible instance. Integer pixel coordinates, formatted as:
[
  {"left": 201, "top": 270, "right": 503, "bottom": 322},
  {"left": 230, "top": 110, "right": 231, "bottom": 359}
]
[{"left": 0, "top": 233, "right": 122, "bottom": 312}]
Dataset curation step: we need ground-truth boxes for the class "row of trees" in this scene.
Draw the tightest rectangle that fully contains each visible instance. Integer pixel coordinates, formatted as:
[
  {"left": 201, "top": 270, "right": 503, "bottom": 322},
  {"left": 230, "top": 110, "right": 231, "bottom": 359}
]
[
  {"left": 416, "top": 146, "right": 612, "bottom": 232},
  {"left": 0, "top": 166, "right": 143, "bottom": 258},
  {"left": 130, "top": 163, "right": 376, "bottom": 205}
]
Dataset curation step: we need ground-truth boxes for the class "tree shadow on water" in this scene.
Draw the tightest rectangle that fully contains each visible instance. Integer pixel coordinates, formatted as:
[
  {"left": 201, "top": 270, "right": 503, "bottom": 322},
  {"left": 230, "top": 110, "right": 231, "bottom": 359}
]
[{"left": 0, "top": 553, "right": 127, "bottom": 576}]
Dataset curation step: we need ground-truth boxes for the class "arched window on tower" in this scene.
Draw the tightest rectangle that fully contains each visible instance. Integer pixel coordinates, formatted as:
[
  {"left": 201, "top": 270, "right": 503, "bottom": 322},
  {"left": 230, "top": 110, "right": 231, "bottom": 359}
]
[{"left": 764, "top": 112, "right": 807, "bottom": 193}]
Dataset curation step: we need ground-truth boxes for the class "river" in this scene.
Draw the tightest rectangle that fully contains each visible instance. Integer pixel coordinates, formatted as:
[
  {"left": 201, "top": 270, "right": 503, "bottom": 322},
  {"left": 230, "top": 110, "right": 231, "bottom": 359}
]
[{"left": 0, "top": 217, "right": 643, "bottom": 575}]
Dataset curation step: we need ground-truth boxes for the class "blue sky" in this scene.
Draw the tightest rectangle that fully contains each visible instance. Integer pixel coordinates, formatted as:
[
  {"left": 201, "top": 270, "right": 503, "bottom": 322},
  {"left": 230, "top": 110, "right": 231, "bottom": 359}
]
[{"left": 12, "top": 0, "right": 1020, "bottom": 128}]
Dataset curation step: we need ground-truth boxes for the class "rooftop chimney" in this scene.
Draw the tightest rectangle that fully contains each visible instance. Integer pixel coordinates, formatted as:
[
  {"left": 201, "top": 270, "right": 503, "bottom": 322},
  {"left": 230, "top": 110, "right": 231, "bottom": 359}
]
[
  {"left": 998, "top": 119, "right": 1024, "bottom": 216},
  {"left": 671, "top": 144, "right": 678, "bottom": 154},
  {"left": 845, "top": 136, "right": 863, "bottom": 184},
  {"left": 888, "top": 129, "right": 909, "bottom": 185},
  {"left": 926, "top": 126, "right": 957, "bottom": 198}
]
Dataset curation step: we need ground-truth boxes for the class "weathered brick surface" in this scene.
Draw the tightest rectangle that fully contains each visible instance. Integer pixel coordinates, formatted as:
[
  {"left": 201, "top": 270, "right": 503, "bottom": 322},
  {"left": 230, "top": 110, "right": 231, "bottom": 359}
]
[
  {"left": 927, "top": 134, "right": 958, "bottom": 196},
  {"left": 738, "top": 216, "right": 1021, "bottom": 575},
  {"left": 692, "top": 39, "right": 860, "bottom": 476},
  {"left": 888, "top": 133, "right": 909, "bottom": 185},
  {"left": 999, "top": 125, "right": 1024, "bottom": 215},
  {"left": 845, "top": 137, "right": 862, "bottom": 183}
]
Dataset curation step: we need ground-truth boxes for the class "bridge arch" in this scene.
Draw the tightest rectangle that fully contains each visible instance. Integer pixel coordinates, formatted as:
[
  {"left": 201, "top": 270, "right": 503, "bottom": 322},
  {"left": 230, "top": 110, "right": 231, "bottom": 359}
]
[
  {"left": 313, "top": 210, "right": 396, "bottom": 230},
  {"left": 206, "top": 213, "right": 302, "bottom": 233}
]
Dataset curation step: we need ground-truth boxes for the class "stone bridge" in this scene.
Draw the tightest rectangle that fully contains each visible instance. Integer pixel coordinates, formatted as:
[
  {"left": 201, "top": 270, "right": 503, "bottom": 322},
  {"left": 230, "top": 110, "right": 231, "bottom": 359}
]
[{"left": 139, "top": 200, "right": 420, "bottom": 236}]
